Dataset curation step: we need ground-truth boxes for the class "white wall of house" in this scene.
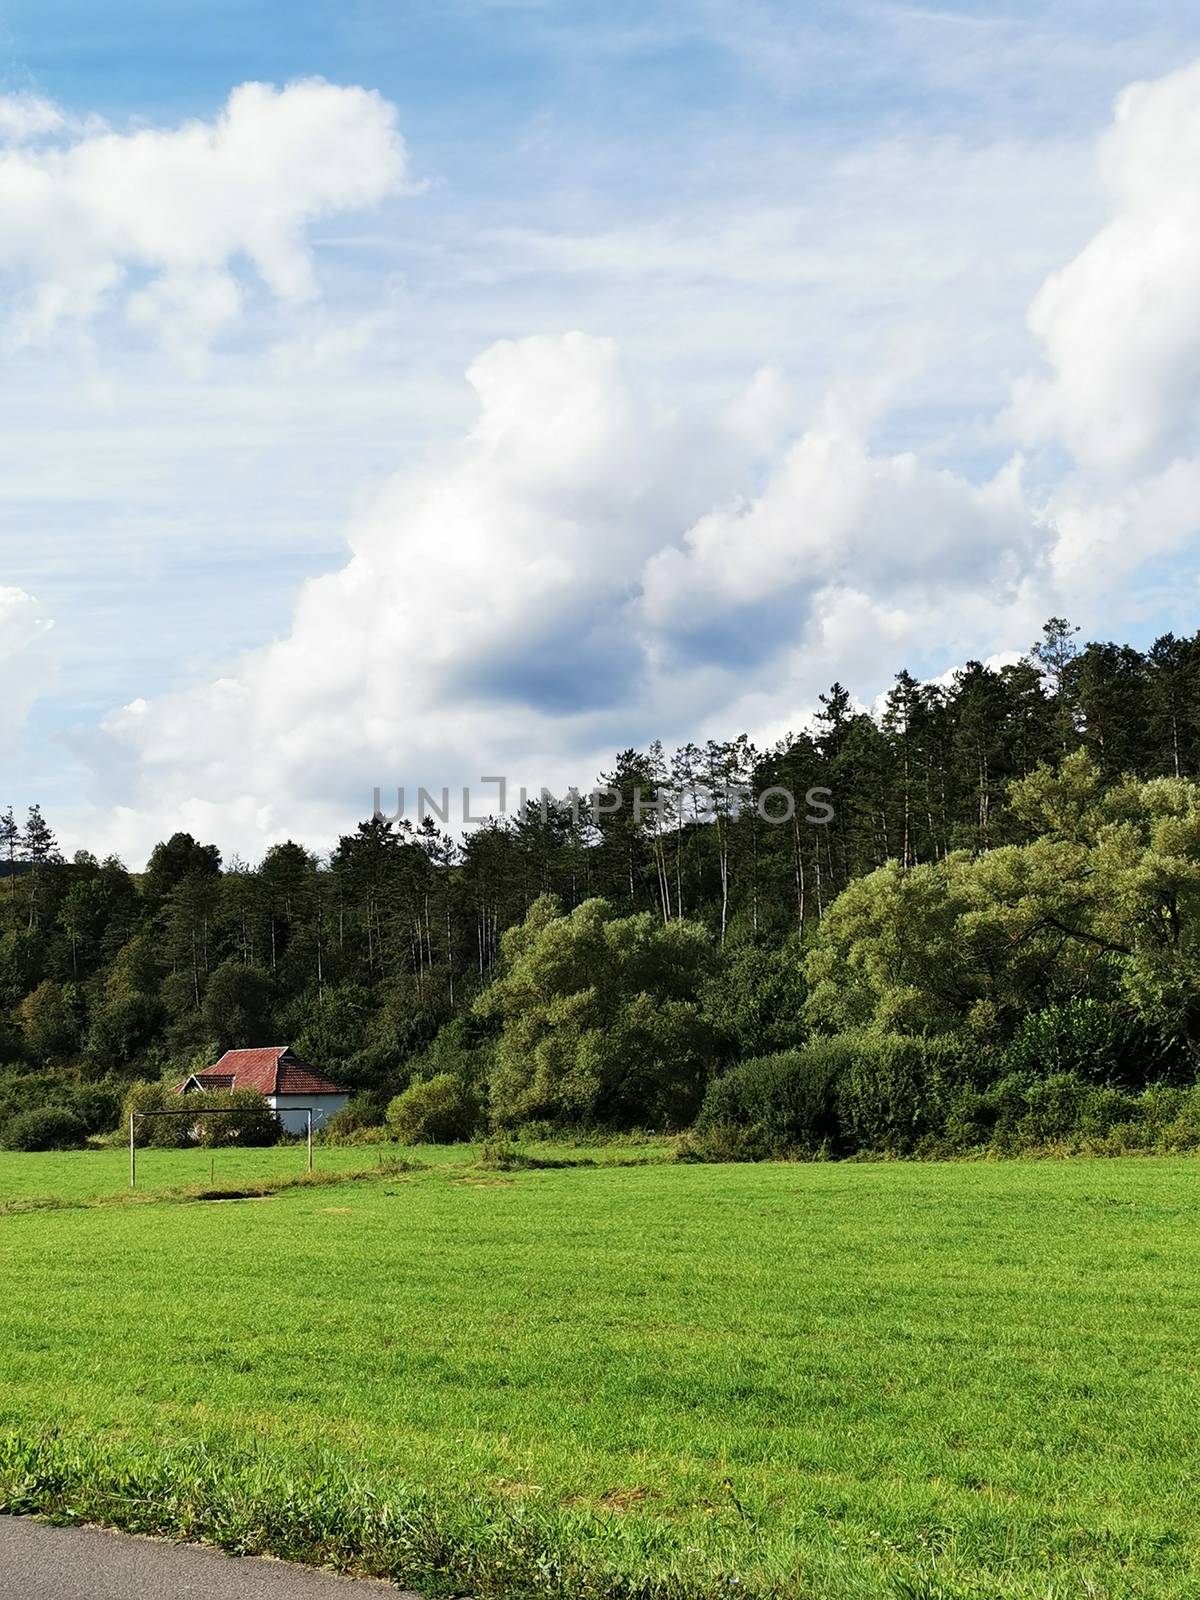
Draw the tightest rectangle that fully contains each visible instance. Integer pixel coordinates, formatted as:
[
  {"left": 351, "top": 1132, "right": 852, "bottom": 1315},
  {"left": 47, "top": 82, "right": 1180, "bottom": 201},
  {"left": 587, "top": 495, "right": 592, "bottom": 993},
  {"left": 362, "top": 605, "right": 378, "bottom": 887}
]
[{"left": 266, "top": 1093, "right": 348, "bottom": 1134}]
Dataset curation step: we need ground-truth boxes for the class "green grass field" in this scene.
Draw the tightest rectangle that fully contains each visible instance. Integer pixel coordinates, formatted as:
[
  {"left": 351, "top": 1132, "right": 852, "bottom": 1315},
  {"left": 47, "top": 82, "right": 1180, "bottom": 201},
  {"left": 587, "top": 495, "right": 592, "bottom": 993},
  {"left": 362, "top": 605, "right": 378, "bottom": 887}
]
[
  {"left": 0, "top": 1135, "right": 672, "bottom": 1206},
  {"left": 1, "top": 1150, "right": 1197, "bottom": 1599}
]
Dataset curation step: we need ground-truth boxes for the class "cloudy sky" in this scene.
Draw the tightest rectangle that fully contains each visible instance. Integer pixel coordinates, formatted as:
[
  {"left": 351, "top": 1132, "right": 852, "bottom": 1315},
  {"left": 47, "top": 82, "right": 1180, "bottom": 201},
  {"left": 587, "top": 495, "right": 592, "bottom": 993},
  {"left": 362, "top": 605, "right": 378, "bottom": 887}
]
[{"left": 6, "top": 1, "right": 1200, "bottom": 863}]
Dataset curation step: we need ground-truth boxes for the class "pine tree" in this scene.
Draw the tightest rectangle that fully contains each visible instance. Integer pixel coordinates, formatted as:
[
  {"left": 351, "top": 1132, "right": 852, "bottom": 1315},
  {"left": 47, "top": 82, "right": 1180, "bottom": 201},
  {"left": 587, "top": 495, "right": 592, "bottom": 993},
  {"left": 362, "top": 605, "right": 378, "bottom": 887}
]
[
  {"left": 1032, "top": 616, "right": 1081, "bottom": 751},
  {"left": 1073, "top": 641, "right": 1152, "bottom": 776},
  {"left": 21, "top": 804, "right": 58, "bottom": 931},
  {"left": 1146, "top": 632, "right": 1200, "bottom": 778},
  {"left": 0, "top": 807, "right": 19, "bottom": 917}
]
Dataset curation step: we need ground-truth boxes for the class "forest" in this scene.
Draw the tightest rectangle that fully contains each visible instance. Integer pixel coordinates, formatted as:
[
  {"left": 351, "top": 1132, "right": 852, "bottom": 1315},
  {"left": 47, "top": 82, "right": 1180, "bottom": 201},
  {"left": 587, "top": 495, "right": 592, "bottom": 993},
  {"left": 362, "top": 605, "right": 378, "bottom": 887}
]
[{"left": 5, "top": 616, "right": 1200, "bottom": 1159}]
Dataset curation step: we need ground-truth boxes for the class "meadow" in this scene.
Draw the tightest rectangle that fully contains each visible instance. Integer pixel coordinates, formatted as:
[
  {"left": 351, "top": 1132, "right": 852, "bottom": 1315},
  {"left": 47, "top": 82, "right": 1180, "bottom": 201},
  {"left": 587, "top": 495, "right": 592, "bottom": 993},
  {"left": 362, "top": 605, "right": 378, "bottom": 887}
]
[
  {"left": 0, "top": 1137, "right": 669, "bottom": 1208},
  {"left": 0, "top": 1150, "right": 1198, "bottom": 1599}
]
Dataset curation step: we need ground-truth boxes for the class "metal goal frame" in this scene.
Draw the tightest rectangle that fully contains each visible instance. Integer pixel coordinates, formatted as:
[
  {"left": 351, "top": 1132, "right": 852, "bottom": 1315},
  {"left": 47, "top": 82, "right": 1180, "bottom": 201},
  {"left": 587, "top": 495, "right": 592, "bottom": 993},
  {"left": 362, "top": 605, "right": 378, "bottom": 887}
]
[{"left": 128, "top": 1105, "right": 315, "bottom": 1189}]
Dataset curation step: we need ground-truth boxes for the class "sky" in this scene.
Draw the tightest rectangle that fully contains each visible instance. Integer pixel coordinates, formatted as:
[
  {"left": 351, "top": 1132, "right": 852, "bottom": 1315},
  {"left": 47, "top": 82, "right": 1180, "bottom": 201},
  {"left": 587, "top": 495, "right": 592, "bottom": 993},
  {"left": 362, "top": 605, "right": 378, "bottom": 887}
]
[{"left": 6, "top": 1, "right": 1200, "bottom": 864}]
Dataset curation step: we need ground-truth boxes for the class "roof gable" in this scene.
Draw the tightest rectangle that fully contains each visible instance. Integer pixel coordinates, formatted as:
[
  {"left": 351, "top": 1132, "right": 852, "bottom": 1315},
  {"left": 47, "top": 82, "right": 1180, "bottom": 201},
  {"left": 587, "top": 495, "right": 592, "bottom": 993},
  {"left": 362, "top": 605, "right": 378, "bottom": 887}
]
[{"left": 178, "top": 1047, "right": 347, "bottom": 1097}]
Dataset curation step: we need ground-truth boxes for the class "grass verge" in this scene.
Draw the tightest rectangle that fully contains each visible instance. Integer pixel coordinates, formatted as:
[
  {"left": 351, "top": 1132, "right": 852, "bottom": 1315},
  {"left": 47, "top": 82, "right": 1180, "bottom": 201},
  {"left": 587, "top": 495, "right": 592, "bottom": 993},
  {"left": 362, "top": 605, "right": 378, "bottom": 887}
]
[{"left": 0, "top": 1431, "right": 783, "bottom": 1600}]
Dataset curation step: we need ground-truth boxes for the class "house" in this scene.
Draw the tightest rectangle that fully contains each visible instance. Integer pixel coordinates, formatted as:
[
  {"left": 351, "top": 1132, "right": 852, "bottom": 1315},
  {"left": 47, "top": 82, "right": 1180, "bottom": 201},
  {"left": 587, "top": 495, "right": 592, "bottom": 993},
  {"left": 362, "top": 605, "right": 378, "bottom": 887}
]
[{"left": 178, "top": 1047, "right": 349, "bottom": 1133}]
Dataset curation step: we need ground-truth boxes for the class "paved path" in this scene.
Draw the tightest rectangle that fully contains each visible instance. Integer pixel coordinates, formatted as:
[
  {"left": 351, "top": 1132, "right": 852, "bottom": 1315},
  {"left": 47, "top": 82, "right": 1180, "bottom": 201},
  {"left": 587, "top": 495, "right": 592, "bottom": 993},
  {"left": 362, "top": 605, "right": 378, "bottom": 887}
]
[{"left": 0, "top": 1516, "right": 415, "bottom": 1599}]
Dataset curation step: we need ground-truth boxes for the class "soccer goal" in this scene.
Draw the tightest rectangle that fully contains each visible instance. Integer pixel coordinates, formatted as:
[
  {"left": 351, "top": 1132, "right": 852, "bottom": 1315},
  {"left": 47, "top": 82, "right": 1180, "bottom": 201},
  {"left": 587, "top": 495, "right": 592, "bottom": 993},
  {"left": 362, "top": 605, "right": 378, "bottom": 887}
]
[{"left": 128, "top": 1105, "right": 316, "bottom": 1189}]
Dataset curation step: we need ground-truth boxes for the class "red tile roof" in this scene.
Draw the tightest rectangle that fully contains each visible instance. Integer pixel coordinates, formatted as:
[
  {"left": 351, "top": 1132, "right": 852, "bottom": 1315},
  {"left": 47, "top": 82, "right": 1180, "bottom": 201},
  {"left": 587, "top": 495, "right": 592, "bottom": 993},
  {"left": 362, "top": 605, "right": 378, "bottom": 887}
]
[{"left": 178, "top": 1048, "right": 347, "bottom": 1097}]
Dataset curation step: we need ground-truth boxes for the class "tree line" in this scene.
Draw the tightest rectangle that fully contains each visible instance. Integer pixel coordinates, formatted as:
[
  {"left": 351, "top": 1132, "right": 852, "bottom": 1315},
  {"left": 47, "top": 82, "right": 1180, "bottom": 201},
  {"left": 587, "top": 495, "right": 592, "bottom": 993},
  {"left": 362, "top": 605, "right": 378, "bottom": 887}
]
[{"left": 5, "top": 616, "right": 1200, "bottom": 1155}]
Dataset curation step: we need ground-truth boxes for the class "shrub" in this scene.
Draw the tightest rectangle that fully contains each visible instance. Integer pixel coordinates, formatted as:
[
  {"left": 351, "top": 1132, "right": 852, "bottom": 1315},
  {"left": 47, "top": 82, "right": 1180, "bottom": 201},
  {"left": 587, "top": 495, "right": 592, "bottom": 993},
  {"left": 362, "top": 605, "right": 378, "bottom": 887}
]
[
  {"left": 946, "top": 1071, "right": 1146, "bottom": 1153},
  {"left": 69, "top": 1082, "right": 124, "bottom": 1137},
  {"left": 831, "top": 1034, "right": 973, "bottom": 1156},
  {"left": 940, "top": 1085, "right": 999, "bottom": 1152},
  {"left": 700, "top": 940, "right": 808, "bottom": 1061},
  {"left": 3, "top": 1106, "right": 87, "bottom": 1151},
  {"left": 1160, "top": 1085, "right": 1200, "bottom": 1150},
  {"left": 1084, "top": 1086, "right": 1200, "bottom": 1155},
  {"left": 191, "top": 1089, "right": 279, "bottom": 1148},
  {"left": 696, "top": 1049, "right": 841, "bottom": 1156},
  {"left": 693, "top": 1034, "right": 976, "bottom": 1159},
  {"left": 320, "top": 1091, "right": 391, "bottom": 1143},
  {"left": 676, "top": 1122, "right": 778, "bottom": 1163},
  {"left": 1015, "top": 1072, "right": 1091, "bottom": 1146},
  {"left": 478, "top": 896, "right": 715, "bottom": 1130},
  {"left": 404, "top": 1017, "right": 495, "bottom": 1093},
  {"left": 1077, "top": 1084, "right": 1141, "bottom": 1140},
  {"left": 1000, "top": 999, "right": 1186, "bottom": 1090},
  {"left": 122, "top": 1080, "right": 193, "bottom": 1147},
  {"left": 386, "top": 1073, "right": 480, "bottom": 1144}
]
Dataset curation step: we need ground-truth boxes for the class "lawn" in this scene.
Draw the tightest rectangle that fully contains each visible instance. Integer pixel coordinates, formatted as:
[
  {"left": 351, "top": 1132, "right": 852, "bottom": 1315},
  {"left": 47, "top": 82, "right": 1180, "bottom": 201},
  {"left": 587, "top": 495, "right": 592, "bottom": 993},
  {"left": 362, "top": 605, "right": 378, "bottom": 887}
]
[
  {"left": 0, "top": 1135, "right": 671, "bottom": 1206},
  {"left": 0, "top": 1154, "right": 1197, "bottom": 1599}
]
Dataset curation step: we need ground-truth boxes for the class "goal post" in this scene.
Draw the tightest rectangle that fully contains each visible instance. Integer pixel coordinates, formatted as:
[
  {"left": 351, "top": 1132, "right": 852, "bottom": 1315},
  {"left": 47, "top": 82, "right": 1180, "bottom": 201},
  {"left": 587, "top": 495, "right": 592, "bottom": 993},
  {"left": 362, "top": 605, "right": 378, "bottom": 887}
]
[{"left": 128, "top": 1105, "right": 314, "bottom": 1189}]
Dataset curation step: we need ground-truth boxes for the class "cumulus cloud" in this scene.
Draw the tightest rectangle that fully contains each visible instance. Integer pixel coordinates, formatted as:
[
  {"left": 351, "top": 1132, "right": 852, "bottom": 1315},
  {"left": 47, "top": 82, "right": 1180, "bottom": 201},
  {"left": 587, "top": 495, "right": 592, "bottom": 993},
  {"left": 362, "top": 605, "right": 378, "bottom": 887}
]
[
  {"left": 1005, "top": 60, "right": 1200, "bottom": 602},
  {"left": 0, "top": 79, "right": 411, "bottom": 361},
  {"left": 73, "top": 332, "right": 1055, "bottom": 860},
  {"left": 641, "top": 399, "right": 1037, "bottom": 665},
  {"left": 55, "top": 55, "right": 1200, "bottom": 861},
  {"left": 1014, "top": 60, "right": 1200, "bottom": 474}
]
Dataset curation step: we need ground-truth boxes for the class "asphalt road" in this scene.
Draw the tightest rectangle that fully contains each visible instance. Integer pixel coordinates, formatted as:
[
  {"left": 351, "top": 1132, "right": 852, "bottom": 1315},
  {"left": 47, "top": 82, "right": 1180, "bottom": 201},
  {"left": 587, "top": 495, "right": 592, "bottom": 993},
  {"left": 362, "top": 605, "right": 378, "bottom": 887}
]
[{"left": 0, "top": 1517, "right": 416, "bottom": 1600}]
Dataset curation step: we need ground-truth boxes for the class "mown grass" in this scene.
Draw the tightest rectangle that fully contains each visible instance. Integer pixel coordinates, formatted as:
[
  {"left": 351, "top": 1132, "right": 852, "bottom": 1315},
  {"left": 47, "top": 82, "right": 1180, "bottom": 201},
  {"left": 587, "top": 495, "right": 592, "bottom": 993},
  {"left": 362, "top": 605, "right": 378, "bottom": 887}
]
[
  {"left": 0, "top": 1155, "right": 1198, "bottom": 1598},
  {"left": 0, "top": 1135, "right": 673, "bottom": 1208}
]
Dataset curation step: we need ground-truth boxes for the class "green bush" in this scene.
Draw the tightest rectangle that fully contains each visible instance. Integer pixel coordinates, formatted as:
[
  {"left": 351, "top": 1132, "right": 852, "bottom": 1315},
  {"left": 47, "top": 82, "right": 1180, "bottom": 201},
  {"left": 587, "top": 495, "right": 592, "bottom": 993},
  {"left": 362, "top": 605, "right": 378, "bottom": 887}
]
[
  {"left": 122, "top": 1080, "right": 193, "bottom": 1147},
  {"left": 320, "top": 1090, "right": 391, "bottom": 1143},
  {"left": 69, "top": 1082, "right": 124, "bottom": 1137},
  {"left": 191, "top": 1089, "right": 279, "bottom": 1148},
  {"left": 1000, "top": 999, "right": 1186, "bottom": 1089},
  {"left": 0, "top": 1072, "right": 124, "bottom": 1142},
  {"left": 693, "top": 1034, "right": 976, "bottom": 1158},
  {"left": 675, "top": 1121, "right": 778, "bottom": 1163},
  {"left": 3, "top": 1106, "right": 88, "bottom": 1151},
  {"left": 1015, "top": 1072, "right": 1092, "bottom": 1145},
  {"left": 478, "top": 896, "right": 715, "bottom": 1130},
  {"left": 700, "top": 939, "right": 808, "bottom": 1060},
  {"left": 1159, "top": 1086, "right": 1200, "bottom": 1150},
  {"left": 831, "top": 1034, "right": 973, "bottom": 1156},
  {"left": 119, "top": 1081, "right": 277, "bottom": 1148},
  {"left": 944, "top": 1071, "right": 1166, "bottom": 1154},
  {"left": 386, "top": 1073, "right": 480, "bottom": 1144},
  {"left": 403, "top": 1017, "right": 495, "bottom": 1094},
  {"left": 696, "top": 1048, "right": 841, "bottom": 1156}
]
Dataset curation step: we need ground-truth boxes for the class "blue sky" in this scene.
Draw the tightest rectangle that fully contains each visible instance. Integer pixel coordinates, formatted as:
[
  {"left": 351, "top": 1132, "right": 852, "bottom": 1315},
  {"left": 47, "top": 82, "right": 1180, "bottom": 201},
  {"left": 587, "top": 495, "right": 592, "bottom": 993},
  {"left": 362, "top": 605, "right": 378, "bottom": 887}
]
[{"left": 5, "top": 2, "right": 1200, "bottom": 860}]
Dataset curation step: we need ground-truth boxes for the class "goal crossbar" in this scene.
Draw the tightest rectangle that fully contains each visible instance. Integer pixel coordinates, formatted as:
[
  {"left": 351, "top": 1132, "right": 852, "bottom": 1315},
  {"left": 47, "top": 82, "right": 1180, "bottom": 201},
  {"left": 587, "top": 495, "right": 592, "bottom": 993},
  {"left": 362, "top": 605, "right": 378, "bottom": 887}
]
[{"left": 128, "top": 1105, "right": 315, "bottom": 1189}]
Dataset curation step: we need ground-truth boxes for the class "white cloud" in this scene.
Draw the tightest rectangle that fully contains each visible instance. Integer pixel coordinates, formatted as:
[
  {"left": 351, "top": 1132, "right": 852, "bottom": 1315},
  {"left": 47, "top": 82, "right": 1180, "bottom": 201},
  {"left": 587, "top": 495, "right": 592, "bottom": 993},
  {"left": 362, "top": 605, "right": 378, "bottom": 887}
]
[
  {"left": 0, "top": 586, "right": 54, "bottom": 733},
  {"left": 1048, "top": 457, "right": 1200, "bottom": 592},
  {"left": 0, "top": 93, "right": 66, "bottom": 143},
  {"left": 81, "top": 335, "right": 728, "bottom": 849},
  {"left": 641, "top": 398, "right": 1038, "bottom": 642},
  {"left": 1004, "top": 59, "right": 1200, "bottom": 611},
  {"left": 39, "top": 53, "right": 1200, "bottom": 860},
  {"left": 70, "top": 332, "right": 1055, "bottom": 861},
  {"left": 0, "top": 79, "right": 411, "bottom": 360},
  {"left": 1013, "top": 60, "right": 1200, "bottom": 474}
]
